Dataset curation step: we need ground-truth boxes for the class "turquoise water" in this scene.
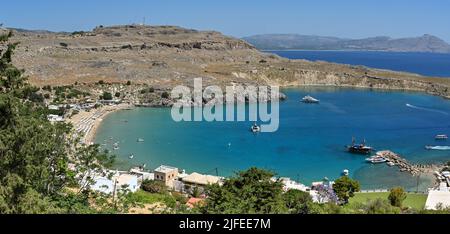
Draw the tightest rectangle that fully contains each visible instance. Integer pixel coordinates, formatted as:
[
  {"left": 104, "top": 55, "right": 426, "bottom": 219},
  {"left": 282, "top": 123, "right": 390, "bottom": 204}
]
[
  {"left": 95, "top": 87, "right": 450, "bottom": 191},
  {"left": 270, "top": 50, "right": 450, "bottom": 77}
]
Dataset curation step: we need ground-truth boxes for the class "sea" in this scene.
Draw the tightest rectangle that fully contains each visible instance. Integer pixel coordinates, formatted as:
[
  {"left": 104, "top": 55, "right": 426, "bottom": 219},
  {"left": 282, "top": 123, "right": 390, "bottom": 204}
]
[
  {"left": 269, "top": 50, "right": 450, "bottom": 77},
  {"left": 94, "top": 51, "right": 450, "bottom": 191}
]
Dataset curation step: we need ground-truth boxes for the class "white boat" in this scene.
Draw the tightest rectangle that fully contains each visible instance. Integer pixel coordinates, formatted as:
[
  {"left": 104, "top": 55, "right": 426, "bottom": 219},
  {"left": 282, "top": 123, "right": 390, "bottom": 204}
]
[
  {"left": 250, "top": 123, "right": 261, "bottom": 133},
  {"left": 435, "top": 134, "right": 448, "bottom": 140},
  {"left": 425, "top": 145, "right": 450, "bottom": 151},
  {"left": 387, "top": 162, "right": 395, "bottom": 167},
  {"left": 129, "top": 154, "right": 134, "bottom": 159},
  {"left": 365, "top": 156, "right": 387, "bottom": 164},
  {"left": 342, "top": 169, "right": 349, "bottom": 176},
  {"left": 137, "top": 138, "right": 145, "bottom": 143},
  {"left": 302, "top": 95, "right": 320, "bottom": 104}
]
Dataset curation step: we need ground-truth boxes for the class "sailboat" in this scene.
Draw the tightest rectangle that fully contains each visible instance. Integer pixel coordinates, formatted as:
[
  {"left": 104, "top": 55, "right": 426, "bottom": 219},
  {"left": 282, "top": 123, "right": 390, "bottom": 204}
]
[{"left": 347, "top": 137, "right": 374, "bottom": 154}]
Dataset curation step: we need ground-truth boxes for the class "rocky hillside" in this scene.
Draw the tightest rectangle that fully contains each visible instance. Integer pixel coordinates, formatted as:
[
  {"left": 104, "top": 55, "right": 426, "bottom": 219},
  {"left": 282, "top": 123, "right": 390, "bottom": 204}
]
[
  {"left": 243, "top": 34, "right": 450, "bottom": 53},
  {"left": 4, "top": 25, "right": 450, "bottom": 98}
]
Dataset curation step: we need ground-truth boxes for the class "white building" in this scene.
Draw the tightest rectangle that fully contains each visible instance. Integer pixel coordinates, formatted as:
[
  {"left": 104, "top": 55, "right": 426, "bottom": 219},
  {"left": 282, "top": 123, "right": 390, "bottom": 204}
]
[
  {"left": 90, "top": 171, "right": 139, "bottom": 194},
  {"left": 47, "top": 114, "right": 64, "bottom": 122},
  {"left": 280, "top": 177, "right": 310, "bottom": 192},
  {"left": 425, "top": 190, "right": 450, "bottom": 210},
  {"left": 47, "top": 105, "right": 60, "bottom": 110},
  {"left": 130, "top": 167, "right": 154, "bottom": 182}
]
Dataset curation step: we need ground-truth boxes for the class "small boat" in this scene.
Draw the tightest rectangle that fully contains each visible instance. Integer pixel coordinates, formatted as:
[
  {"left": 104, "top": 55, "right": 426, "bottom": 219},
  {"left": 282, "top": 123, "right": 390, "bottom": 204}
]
[
  {"left": 137, "top": 138, "right": 145, "bottom": 143},
  {"left": 387, "top": 162, "right": 395, "bottom": 167},
  {"left": 435, "top": 134, "right": 448, "bottom": 140},
  {"left": 250, "top": 123, "right": 261, "bottom": 133},
  {"left": 113, "top": 146, "right": 119, "bottom": 150},
  {"left": 129, "top": 154, "right": 134, "bottom": 159},
  {"left": 365, "top": 156, "right": 387, "bottom": 164},
  {"left": 342, "top": 169, "right": 349, "bottom": 176},
  {"left": 302, "top": 95, "right": 320, "bottom": 104},
  {"left": 347, "top": 138, "right": 374, "bottom": 154},
  {"left": 425, "top": 145, "right": 450, "bottom": 151}
]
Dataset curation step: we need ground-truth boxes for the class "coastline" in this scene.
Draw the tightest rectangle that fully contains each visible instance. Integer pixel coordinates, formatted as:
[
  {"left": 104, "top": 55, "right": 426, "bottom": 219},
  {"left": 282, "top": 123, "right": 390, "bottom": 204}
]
[
  {"left": 69, "top": 88, "right": 447, "bottom": 191},
  {"left": 67, "top": 103, "right": 133, "bottom": 145}
]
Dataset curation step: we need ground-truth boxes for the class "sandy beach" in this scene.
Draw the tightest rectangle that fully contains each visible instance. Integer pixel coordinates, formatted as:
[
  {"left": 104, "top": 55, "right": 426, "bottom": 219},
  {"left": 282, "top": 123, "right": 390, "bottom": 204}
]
[{"left": 68, "top": 103, "right": 133, "bottom": 144}]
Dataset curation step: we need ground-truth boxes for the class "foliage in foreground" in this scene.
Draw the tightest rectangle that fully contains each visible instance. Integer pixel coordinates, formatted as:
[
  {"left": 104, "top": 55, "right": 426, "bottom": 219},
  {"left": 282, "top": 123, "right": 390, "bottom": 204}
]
[{"left": 0, "top": 30, "right": 124, "bottom": 214}]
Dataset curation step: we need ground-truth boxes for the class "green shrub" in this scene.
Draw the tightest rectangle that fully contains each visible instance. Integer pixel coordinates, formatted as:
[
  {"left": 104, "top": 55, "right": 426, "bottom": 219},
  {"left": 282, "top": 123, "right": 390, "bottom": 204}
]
[
  {"left": 101, "top": 92, "right": 113, "bottom": 100},
  {"left": 141, "top": 180, "right": 167, "bottom": 194},
  {"left": 161, "top": 91, "right": 170, "bottom": 99},
  {"left": 388, "top": 187, "right": 407, "bottom": 208}
]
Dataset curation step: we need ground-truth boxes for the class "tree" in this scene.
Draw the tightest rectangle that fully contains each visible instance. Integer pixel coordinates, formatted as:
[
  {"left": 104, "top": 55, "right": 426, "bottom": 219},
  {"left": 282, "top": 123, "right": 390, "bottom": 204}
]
[
  {"left": 0, "top": 30, "right": 126, "bottom": 214},
  {"left": 315, "top": 184, "right": 339, "bottom": 204},
  {"left": 101, "top": 92, "right": 113, "bottom": 100},
  {"left": 141, "top": 180, "right": 167, "bottom": 194},
  {"left": 388, "top": 187, "right": 407, "bottom": 208},
  {"left": 282, "top": 189, "right": 313, "bottom": 214},
  {"left": 114, "top": 92, "right": 121, "bottom": 98},
  {"left": 199, "top": 168, "right": 287, "bottom": 214},
  {"left": 191, "top": 186, "right": 201, "bottom": 198},
  {"left": 126, "top": 80, "right": 131, "bottom": 85},
  {"left": 332, "top": 176, "right": 360, "bottom": 204}
]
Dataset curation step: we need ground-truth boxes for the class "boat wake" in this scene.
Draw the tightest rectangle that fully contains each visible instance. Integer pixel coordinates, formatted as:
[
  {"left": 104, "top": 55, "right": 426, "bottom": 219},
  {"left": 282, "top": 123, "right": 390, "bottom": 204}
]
[
  {"left": 320, "top": 103, "right": 346, "bottom": 114},
  {"left": 406, "top": 104, "right": 449, "bottom": 115},
  {"left": 425, "top": 146, "right": 450, "bottom": 151}
]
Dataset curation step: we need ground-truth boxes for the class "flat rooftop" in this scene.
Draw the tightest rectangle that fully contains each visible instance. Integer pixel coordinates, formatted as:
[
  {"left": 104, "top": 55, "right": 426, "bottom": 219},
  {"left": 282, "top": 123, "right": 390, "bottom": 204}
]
[
  {"left": 425, "top": 190, "right": 450, "bottom": 210},
  {"left": 154, "top": 165, "right": 178, "bottom": 173}
]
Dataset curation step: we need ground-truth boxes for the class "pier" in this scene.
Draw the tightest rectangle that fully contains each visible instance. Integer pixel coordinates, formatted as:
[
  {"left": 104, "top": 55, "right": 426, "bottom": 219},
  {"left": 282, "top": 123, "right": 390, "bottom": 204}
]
[{"left": 376, "top": 150, "right": 430, "bottom": 175}]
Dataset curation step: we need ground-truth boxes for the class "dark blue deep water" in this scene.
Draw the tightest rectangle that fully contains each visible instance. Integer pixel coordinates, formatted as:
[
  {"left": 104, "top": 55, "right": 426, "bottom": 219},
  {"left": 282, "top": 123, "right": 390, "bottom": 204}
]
[
  {"left": 269, "top": 50, "right": 450, "bottom": 77},
  {"left": 95, "top": 87, "right": 450, "bottom": 191}
]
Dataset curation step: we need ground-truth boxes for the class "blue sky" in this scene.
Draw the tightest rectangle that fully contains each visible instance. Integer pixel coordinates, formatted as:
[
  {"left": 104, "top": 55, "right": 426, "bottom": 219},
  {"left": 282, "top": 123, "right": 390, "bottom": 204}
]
[{"left": 1, "top": 0, "right": 449, "bottom": 42}]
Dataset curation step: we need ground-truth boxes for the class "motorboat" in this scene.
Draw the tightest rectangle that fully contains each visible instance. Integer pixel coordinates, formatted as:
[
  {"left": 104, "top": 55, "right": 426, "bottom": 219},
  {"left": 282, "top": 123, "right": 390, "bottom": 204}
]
[
  {"left": 302, "top": 95, "right": 320, "bottom": 104},
  {"left": 435, "top": 134, "right": 448, "bottom": 140},
  {"left": 342, "top": 169, "right": 349, "bottom": 176},
  {"left": 137, "top": 138, "right": 145, "bottom": 143},
  {"left": 250, "top": 123, "right": 261, "bottom": 133},
  {"left": 129, "top": 154, "right": 134, "bottom": 159},
  {"left": 347, "top": 138, "right": 374, "bottom": 154},
  {"left": 387, "top": 162, "right": 395, "bottom": 167},
  {"left": 425, "top": 145, "right": 450, "bottom": 151},
  {"left": 365, "top": 156, "right": 387, "bottom": 164}
]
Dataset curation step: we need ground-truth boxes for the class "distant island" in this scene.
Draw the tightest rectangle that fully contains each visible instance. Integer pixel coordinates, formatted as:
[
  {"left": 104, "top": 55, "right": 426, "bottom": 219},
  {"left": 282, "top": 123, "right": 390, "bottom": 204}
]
[{"left": 242, "top": 34, "right": 450, "bottom": 53}]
